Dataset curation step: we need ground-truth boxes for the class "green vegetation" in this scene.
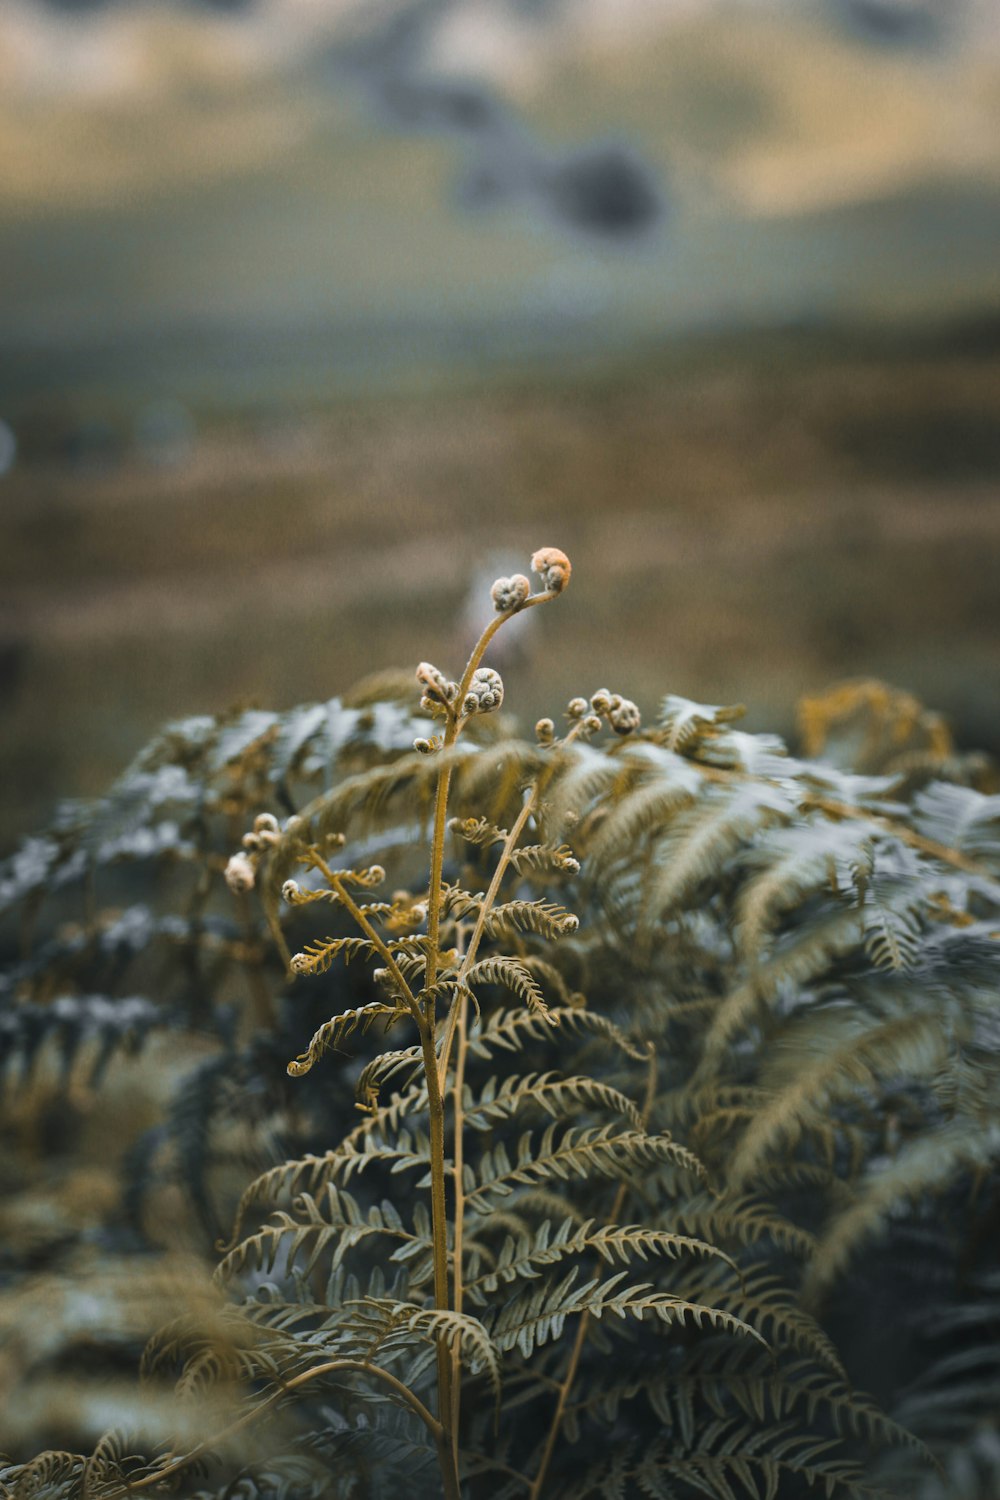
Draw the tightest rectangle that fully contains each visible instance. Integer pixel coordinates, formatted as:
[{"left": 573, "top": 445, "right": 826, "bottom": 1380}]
[{"left": 1, "top": 549, "right": 998, "bottom": 1497}]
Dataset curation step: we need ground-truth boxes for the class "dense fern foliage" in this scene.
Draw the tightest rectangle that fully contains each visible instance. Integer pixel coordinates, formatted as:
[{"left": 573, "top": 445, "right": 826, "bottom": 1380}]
[{"left": 1, "top": 551, "right": 998, "bottom": 1499}]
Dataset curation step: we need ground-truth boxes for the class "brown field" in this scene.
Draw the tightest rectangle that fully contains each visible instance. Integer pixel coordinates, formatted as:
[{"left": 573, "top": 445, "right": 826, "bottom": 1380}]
[{"left": 2, "top": 327, "right": 999, "bottom": 849}]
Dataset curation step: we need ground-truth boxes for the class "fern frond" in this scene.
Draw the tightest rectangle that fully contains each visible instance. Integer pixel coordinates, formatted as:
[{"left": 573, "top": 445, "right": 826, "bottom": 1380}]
[
  {"left": 215, "top": 1188, "right": 416, "bottom": 1283},
  {"left": 467, "top": 1006, "right": 650, "bottom": 1064},
  {"left": 656, "top": 695, "right": 746, "bottom": 754},
  {"left": 288, "top": 936, "right": 380, "bottom": 976},
  {"left": 643, "top": 780, "right": 795, "bottom": 927},
  {"left": 696, "top": 905, "right": 869, "bottom": 1076},
  {"left": 911, "top": 783, "right": 1000, "bottom": 869},
  {"left": 585, "top": 756, "right": 702, "bottom": 868},
  {"left": 544, "top": 742, "right": 626, "bottom": 834},
  {"left": 737, "top": 820, "right": 875, "bottom": 958},
  {"left": 465, "top": 1217, "right": 737, "bottom": 1301},
  {"left": 517, "top": 956, "right": 583, "bottom": 1008},
  {"left": 484, "top": 898, "right": 579, "bottom": 941},
  {"left": 0, "top": 994, "right": 167, "bottom": 1090},
  {"left": 624, "top": 1425, "right": 875, "bottom": 1500},
  {"left": 223, "top": 1129, "right": 434, "bottom": 1249},
  {"left": 449, "top": 816, "right": 509, "bottom": 849},
  {"left": 466, "top": 1125, "right": 706, "bottom": 1214},
  {"left": 667, "top": 1195, "right": 817, "bottom": 1259},
  {"left": 728, "top": 1011, "right": 948, "bottom": 1188},
  {"left": 700, "top": 1270, "right": 849, "bottom": 1379},
  {"left": 805, "top": 1123, "right": 1000, "bottom": 1305},
  {"left": 464, "top": 957, "right": 552, "bottom": 1016},
  {"left": 507, "top": 843, "right": 581, "bottom": 876},
  {"left": 286, "top": 1001, "right": 408, "bottom": 1078},
  {"left": 489, "top": 1269, "right": 768, "bottom": 1359},
  {"left": 466, "top": 1072, "right": 644, "bottom": 1131},
  {"left": 862, "top": 874, "right": 923, "bottom": 971},
  {"left": 6, "top": 1451, "right": 86, "bottom": 1497},
  {"left": 389, "top": 1303, "right": 502, "bottom": 1411},
  {"left": 571, "top": 1354, "right": 931, "bottom": 1466},
  {"left": 356, "top": 1047, "right": 425, "bottom": 1109}
]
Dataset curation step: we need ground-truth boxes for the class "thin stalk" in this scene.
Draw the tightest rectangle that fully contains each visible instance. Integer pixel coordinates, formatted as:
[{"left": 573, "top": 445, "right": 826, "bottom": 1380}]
[
  {"left": 423, "top": 590, "right": 555, "bottom": 998},
  {"left": 437, "top": 719, "right": 584, "bottom": 1092},
  {"left": 421, "top": 1021, "right": 463, "bottom": 1500},
  {"left": 448, "top": 979, "right": 470, "bottom": 1473},
  {"left": 529, "top": 1044, "right": 658, "bottom": 1500},
  {"left": 527, "top": 1309, "right": 588, "bottom": 1500},
  {"left": 424, "top": 756, "right": 455, "bottom": 997},
  {"left": 308, "top": 848, "right": 458, "bottom": 1493},
  {"left": 416, "top": 587, "right": 560, "bottom": 1495},
  {"left": 236, "top": 888, "right": 277, "bottom": 1032},
  {"left": 438, "top": 719, "right": 585, "bottom": 1470},
  {"left": 109, "top": 1358, "right": 445, "bottom": 1500},
  {"left": 436, "top": 789, "right": 538, "bottom": 1093}
]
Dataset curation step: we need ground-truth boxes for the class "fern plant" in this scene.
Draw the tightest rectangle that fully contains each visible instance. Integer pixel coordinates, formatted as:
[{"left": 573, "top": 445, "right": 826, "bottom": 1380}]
[{"left": 1, "top": 547, "right": 998, "bottom": 1499}]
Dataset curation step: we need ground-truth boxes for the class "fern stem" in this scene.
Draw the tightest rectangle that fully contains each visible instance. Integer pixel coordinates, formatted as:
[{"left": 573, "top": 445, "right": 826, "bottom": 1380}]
[
  {"left": 437, "top": 719, "right": 584, "bottom": 1093},
  {"left": 425, "top": 587, "right": 560, "bottom": 1001},
  {"left": 437, "top": 790, "right": 539, "bottom": 1093},
  {"left": 527, "top": 1310, "right": 589, "bottom": 1500},
  {"left": 420, "top": 1021, "right": 463, "bottom": 1500},
  {"left": 314, "top": 846, "right": 457, "bottom": 1486},
  {"left": 448, "top": 978, "right": 471, "bottom": 1476},
  {"left": 455, "top": 590, "right": 558, "bottom": 709},
  {"left": 425, "top": 757, "right": 455, "bottom": 999},
  {"left": 236, "top": 888, "right": 278, "bottom": 1032},
  {"left": 418, "top": 590, "right": 560, "bottom": 1495}
]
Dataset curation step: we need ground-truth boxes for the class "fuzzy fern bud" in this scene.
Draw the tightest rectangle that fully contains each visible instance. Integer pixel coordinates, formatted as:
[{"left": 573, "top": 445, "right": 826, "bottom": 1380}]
[
  {"left": 241, "top": 831, "right": 262, "bottom": 852},
  {"left": 416, "top": 661, "right": 456, "bottom": 714},
  {"left": 463, "top": 667, "right": 504, "bottom": 716},
  {"left": 289, "top": 952, "right": 312, "bottom": 975},
  {"left": 413, "top": 737, "right": 434, "bottom": 754},
  {"left": 416, "top": 661, "right": 447, "bottom": 693},
  {"left": 590, "top": 689, "right": 612, "bottom": 714},
  {"left": 281, "top": 879, "right": 302, "bottom": 904},
  {"left": 535, "top": 717, "right": 555, "bottom": 745},
  {"left": 566, "top": 697, "right": 588, "bottom": 719},
  {"left": 224, "top": 852, "right": 257, "bottom": 893},
  {"left": 609, "top": 698, "right": 641, "bottom": 735},
  {"left": 490, "top": 573, "right": 531, "bottom": 613},
  {"left": 253, "top": 813, "right": 280, "bottom": 835},
  {"left": 582, "top": 714, "right": 603, "bottom": 735},
  {"left": 531, "top": 546, "right": 571, "bottom": 595}
]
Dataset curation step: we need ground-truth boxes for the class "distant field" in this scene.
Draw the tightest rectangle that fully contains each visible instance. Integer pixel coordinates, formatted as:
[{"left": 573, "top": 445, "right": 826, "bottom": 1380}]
[{"left": 2, "top": 326, "right": 999, "bottom": 849}]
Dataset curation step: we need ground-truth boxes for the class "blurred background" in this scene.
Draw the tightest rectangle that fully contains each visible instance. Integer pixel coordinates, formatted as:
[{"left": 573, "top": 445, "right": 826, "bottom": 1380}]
[{"left": 2, "top": 0, "right": 999, "bottom": 847}]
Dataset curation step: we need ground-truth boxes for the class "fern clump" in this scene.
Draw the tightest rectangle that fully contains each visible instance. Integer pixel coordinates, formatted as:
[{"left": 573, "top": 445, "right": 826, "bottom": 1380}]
[{"left": 1, "top": 548, "right": 998, "bottom": 1498}]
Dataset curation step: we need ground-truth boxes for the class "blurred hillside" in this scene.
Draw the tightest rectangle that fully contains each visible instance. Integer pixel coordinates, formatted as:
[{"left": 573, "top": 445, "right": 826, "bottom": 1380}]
[{"left": 2, "top": 0, "right": 1000, "bottom": 374}]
